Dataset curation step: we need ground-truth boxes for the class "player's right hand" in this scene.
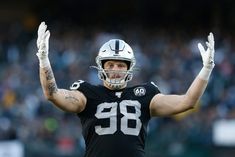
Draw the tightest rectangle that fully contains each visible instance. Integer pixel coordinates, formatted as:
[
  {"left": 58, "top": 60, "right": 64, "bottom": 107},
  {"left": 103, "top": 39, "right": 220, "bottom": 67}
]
[{"left": 36, "top": 22, "right": 50, "bottom": 60}]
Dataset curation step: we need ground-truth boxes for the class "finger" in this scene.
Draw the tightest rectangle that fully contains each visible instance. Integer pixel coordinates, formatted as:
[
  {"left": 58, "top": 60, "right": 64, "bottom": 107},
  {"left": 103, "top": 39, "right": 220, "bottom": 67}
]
[
  {"left": 38, "top": 22, "right": 45, "bottom": 34},
  {"left": 44, "top": 30, "right": 50, "bottom": 42},
  {"left": 208, "top": 32, "right": 214, "bottom": 46},
  {"left": 198, "top": 43, "right": 205, "bottom": 54},
  {"left": 37, "top": 22, "right": 43, "bottom": 34},
  {"left": 209, "top": 32, "right": 214, "bottom": 40},
  {"left": 206, "top": 41, "right": 214, "bottom": 51},
  {"left": 205, "top": 42, "right": 214, "bottom": 60},
  {"left": 37, "top": 22, "right": 48, "bottom": 48},
  {"left": 38, "top": 22, "right": 47, "bottom": 37}
]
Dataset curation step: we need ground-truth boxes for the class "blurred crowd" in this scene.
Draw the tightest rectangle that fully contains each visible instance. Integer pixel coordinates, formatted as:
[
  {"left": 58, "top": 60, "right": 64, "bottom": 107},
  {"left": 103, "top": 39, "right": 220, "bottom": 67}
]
[{"left": 0, "top": 21, "right": 235, "bottom": 157}]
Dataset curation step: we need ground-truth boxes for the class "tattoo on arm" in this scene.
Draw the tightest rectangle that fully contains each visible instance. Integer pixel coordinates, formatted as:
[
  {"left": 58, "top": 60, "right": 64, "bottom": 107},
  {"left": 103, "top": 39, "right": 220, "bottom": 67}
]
[
  {"left": 63, "top": 90, "right": 80, "bottom": 105},
  {"left": 48, "top": 82, "right": 58, "bottom": 96},
  {"left": 65, "top": 95, "right": 80, "bottom": 105},
  {"left": 45, "top": 68, "right": 54, "bottom": 80},
  {"left": 43, "top": 67, "right": 58, "bottom": 95}
]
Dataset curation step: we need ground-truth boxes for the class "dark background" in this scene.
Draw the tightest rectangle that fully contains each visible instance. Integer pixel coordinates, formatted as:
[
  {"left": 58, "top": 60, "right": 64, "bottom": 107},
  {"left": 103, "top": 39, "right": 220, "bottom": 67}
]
[{"left": 1, "top": 0, "right": 235, "bottom": 30}]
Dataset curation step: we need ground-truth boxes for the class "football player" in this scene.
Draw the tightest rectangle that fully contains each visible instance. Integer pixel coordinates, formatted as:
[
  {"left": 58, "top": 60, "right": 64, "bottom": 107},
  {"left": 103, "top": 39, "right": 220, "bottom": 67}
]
[{"left": 36, "top": 22, "right": 215, "bottom": 157}]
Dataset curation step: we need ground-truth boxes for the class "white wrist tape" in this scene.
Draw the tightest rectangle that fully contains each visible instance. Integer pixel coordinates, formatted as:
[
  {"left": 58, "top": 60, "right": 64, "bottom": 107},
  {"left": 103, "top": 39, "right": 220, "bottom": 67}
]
[
  {"left": 198, "top": 67, "right": 213, "bottom": 81},
  {"left": 39, "top": 57, "right": 50, "bottom": 68}
]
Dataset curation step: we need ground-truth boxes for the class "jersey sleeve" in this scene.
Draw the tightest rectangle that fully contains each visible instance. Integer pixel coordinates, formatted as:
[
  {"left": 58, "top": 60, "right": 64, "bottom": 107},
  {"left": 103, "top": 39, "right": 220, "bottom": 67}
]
[
  {"left": 149, "top": 81, "right": 161, "bottom": 95},
  {"left": 70, "top": 80, "right": 102, "bottom": 118},
  {"left": 70, "top": 80, "right": 97, "bottom": 99}
]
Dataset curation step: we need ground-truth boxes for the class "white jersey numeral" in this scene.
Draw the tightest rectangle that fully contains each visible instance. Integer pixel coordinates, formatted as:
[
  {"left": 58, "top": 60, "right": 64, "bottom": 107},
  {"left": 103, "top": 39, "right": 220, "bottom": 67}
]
[
  {"left": 120, "top": 100, "right": 142, "bottom": 136},
  {"left": 95, "top": 100, "right": 142, "bottom": 136},
  {"left": 95, "top": 102, "right": 117, "bottom": 135}
]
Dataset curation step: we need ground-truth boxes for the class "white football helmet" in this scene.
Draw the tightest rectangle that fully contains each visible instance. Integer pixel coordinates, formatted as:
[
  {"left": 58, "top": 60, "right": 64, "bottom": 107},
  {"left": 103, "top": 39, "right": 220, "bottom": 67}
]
[{"left": 95, "top": 39, "right": 136, "bottom": 90}]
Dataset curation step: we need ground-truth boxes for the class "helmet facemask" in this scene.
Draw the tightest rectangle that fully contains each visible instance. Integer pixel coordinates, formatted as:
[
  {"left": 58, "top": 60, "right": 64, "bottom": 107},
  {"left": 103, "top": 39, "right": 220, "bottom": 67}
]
[{"left": 98, "top": 61, "right": 133, "bottom": 90}]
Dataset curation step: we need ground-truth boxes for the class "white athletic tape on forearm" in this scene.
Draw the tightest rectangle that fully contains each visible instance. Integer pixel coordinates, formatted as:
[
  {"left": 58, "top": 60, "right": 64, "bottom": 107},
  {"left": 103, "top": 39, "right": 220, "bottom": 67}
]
[
  {"left": 39, "top": 57, "right": 50, "bottom": 68},
  {"left": 198, "top": 67, "right": 213, "bottom": 81}
]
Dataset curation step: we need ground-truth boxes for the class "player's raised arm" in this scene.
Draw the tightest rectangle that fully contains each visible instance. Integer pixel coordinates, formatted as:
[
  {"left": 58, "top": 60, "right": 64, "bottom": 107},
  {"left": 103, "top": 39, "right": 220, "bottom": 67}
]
[
  {"left": 36, "top": 22, "right": 86, "bottom": 113},
  {"left": 150, "top": 33, "right": 215, "bottom": 116}
]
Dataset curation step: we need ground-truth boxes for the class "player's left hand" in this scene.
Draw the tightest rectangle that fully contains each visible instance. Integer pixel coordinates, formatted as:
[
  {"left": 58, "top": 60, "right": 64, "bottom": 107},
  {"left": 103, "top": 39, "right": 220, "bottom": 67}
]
[{"left": 198, "top": 32, "right": 215, "bottom": 69}]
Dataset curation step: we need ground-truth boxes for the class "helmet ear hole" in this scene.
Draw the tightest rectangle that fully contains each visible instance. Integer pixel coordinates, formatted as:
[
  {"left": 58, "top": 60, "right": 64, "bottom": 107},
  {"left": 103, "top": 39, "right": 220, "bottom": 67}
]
[{"left": 125, "top": 74, "right": 132, "bottom": 81}]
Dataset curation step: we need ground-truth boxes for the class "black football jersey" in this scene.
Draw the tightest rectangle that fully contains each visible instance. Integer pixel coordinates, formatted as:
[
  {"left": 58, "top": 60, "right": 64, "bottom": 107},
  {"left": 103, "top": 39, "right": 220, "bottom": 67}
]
[{"left": 70, "top": 80, "right": 160, "bottom": 157}]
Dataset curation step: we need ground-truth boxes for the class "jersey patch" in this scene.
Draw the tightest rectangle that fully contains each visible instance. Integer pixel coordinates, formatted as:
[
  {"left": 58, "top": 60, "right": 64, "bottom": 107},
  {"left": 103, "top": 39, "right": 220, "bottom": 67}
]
[{"left": 133, "top": 87, "right": 146, "bottom": 96}]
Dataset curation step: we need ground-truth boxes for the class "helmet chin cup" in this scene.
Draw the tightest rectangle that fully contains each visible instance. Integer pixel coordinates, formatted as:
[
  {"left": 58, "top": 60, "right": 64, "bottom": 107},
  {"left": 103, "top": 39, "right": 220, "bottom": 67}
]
[{"left": 104, "top": 79, "right": 127, "bottom": 90}]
